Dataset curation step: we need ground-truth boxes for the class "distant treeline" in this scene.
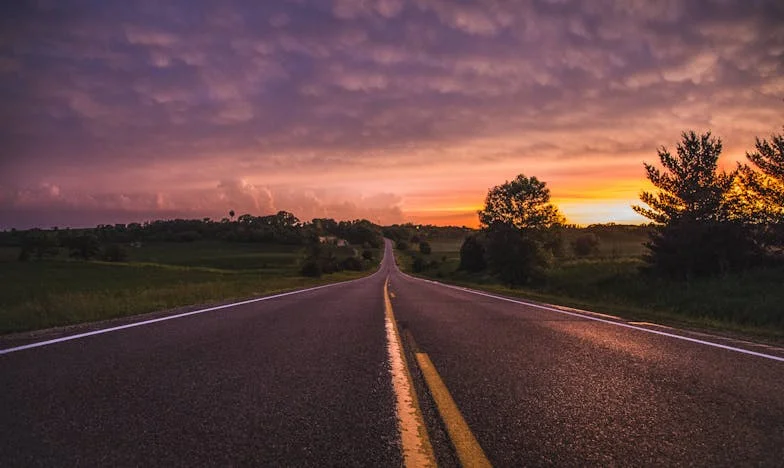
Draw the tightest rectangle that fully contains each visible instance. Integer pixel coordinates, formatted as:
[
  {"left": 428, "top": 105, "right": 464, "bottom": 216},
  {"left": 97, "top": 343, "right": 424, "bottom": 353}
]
[
  {"left": 1, "top": 211, "right": 388, "bottom": 261},
  {"left": 0, "top": 210, "right": 484, "bottom": 265}
]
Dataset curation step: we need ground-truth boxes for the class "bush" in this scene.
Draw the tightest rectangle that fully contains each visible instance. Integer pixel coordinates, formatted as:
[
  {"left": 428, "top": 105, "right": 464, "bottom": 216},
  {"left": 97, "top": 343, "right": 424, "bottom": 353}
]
[
  {"left": 19, "top": 231, "right": 59, "bottom": 261},
  {"left": 396, "top": 240, "right": 409, "bottom": 250},
  {"left": 571, "top": 233, "right": 600, "bottom": 257},
  {"left": 459, "top": 235, "right": 486, "bottom": 272},
  {"left": 64, "top": 234, "right": 100, "bottom": 260},
  {"left": 102, "top": 244, "right": 129, "bottom": 262},
  {"left": 300, "top": 260, "right": 322, "bottom": 277},
  {"left": 362, "top": 249, "right": 375, "bottom": 261},
  {"left": 412, "top": 256, "right": 427, "bottom": 273},
  {"left": 340, "top": 256, "right": 364, "bottom": 271},
  {"left": 419, "top": 241, "right": 432, "bottom": 254}
]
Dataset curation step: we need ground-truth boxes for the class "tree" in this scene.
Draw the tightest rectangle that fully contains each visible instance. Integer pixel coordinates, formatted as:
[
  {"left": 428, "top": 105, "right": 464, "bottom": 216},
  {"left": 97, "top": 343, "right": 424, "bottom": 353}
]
[
  {"left": 419, "top": 241, "right": 432, "bottom": 254},
  {"left": 633, "top": 131, "right": 731, "bottom": 225},
  {"left": 743, "top": 131, "right": 784, "bottom": 221},
  {"left": 632, "top": 131, "right": 754, "bottom": 277},
  {"left": 229, "top": 210, "right": 235, "bottom": 221},
  {"left": 476, "top": 174, "right": 563, "bottom": 284},
  {"left": 485, "top": 224, "right": 551, "bottom": 285},
  {"left": 747, "top": 130, "right": 784, "bottom": 183},
  {"left": 459, "top": 234, "right": 486, "bottom": 272},
  {"left": 478, "top": 174, "right": 563, "bottom": 229},
  {"left": 731, "top": 130, "right": 784, "bottom": 256}
]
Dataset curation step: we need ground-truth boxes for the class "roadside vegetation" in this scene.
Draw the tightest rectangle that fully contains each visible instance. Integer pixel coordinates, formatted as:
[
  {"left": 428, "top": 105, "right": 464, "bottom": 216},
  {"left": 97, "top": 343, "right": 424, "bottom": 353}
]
[
  {"left": 393, "top": 129, "right": 784, "bottom": 340},
  {"left": 0, "top": 213, "right": 382, "bottom": 334}
]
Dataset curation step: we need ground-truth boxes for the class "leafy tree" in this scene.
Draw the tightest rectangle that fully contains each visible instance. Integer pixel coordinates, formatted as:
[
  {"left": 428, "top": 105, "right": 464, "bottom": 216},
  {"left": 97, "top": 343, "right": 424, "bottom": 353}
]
[
  {"left": 459, "top": 234, "right": 486, "bottom": 272},
  {"left": 478, "top": 174, "right": 563, "bottom": 229},
  {"left": 633, "top": 131, "right": 755, "bottom": 277},
  {"left": 476, "top": 174, "right": 563, "bottom": 283},
  {"left": 229, "top": 210, "right": 235, "bottom": 220},
  {"left": 485, "top": 224, "right": 551, "bottom": 285}
]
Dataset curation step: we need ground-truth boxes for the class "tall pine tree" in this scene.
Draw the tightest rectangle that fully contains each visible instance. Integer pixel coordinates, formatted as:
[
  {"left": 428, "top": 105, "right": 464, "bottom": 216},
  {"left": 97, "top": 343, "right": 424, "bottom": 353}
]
[{"left": 633, "top": 131, "right": 755, "bottom": 278}]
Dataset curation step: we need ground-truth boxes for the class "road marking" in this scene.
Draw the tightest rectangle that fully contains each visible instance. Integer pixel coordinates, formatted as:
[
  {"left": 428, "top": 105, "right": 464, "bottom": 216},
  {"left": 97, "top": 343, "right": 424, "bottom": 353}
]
[
  {"left": 416, "top": 352, "right": 492, "bottom": 468},
  {"left": 384, "top": 277, "right": 437, "bottom": 468},
  {"left": 411, "top": 277, "right": 784, "bottom": 363},
  {"left": 0, "top": 275, "right": 379, "bottom": 356}
]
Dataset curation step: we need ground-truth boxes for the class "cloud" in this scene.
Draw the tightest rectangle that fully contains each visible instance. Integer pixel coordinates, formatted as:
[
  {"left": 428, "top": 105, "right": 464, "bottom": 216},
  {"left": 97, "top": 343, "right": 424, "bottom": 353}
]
[
  {"left": 0, "top": 177, "right": 405, "bottom": 228},
  {"left": 1, "top": 0, "right": 782, "bottom": 228}
]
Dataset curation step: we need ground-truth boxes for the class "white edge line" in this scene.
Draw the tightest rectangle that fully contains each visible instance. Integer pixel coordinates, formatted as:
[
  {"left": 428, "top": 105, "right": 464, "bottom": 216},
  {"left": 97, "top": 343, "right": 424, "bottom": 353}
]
[
  {"left": 1, "top": 271, "right": 381, "bottom": 356},
  {"left": 399, "top": 273, "right": 784, "bottom": 363}
]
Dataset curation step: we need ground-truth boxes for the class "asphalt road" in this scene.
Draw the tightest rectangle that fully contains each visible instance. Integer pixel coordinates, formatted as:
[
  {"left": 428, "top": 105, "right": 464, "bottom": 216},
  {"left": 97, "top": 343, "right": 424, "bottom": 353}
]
[{"left": 2, "top": 240, "right": 783, "bottom": 466}]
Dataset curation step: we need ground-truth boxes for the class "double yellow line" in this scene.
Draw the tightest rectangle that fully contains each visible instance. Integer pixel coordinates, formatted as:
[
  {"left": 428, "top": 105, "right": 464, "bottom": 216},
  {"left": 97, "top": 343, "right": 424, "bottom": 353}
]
[{"left": 384, "top": 276, "right": 492, "bottom": 468}]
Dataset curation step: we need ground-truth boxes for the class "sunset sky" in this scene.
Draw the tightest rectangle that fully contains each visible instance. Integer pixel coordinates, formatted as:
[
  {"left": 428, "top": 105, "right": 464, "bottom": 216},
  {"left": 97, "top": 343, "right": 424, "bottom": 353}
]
[{"left": 1, "top": 0, "right": 782, "bottom": 230}]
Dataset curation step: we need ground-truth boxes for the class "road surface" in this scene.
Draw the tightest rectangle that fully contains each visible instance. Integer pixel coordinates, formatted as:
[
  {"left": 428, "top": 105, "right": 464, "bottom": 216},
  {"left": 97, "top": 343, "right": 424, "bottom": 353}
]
[{"left": 2, "top": 240, "right": 783, "bottom": 466}]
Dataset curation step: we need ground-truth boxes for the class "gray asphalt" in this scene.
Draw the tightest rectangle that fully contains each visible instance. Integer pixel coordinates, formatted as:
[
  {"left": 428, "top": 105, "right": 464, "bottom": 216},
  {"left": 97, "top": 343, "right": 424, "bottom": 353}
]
[
  {"left": 389, "top": 267, "right": 784, "bottom": 466},
  {"left": 2, "top": 240, "right": 783, "bottom": 466},
  {"left": 0, "top": 254, "right": 401, "bottom": 466}
]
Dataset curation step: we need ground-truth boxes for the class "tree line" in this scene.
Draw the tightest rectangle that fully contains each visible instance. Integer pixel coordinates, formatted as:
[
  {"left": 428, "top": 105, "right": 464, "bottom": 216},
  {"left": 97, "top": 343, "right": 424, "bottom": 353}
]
[
  {"left": 458, "top": 129, "right": 784, "bottom": 284},
  {"left": 4, "top": 211, "right": 384, "bottom": 264}
]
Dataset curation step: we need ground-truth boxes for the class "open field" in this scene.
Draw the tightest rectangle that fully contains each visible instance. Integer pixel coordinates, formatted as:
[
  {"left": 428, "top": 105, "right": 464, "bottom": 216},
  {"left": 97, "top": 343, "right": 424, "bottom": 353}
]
[
  {"left": 0, "top": 242, "right": 378, "bottom": 335},
  {"left": 400, "top": 229, "right": 784, "bottom": 341}
]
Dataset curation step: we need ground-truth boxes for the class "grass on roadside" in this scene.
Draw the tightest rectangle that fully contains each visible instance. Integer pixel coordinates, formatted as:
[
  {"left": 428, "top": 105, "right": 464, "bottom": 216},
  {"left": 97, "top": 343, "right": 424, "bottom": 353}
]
[
  {"left": 397, "top": 239, "right": 784, "bottom": 342},
  {"left": 0, "top": 242, "right": 378, "bottom": 335}
]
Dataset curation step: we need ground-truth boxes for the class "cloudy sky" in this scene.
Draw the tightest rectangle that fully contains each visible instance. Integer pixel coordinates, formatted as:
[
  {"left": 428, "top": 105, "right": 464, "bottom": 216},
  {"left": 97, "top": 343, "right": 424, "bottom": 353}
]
[{"left": 1, "top": 0, "right": 782, "bottom": 229}]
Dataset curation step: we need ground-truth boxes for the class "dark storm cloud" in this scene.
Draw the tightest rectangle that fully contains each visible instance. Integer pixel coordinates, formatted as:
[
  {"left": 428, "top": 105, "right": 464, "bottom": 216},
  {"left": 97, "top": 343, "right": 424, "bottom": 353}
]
[{"left": 1, "top": 0, "right": 782, "bottom": 227}]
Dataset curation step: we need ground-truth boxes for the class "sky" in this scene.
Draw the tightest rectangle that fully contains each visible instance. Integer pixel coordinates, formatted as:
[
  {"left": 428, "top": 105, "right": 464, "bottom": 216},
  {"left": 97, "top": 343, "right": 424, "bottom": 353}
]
[{"left": 1, "top": 0, "right": 782, "bottom": 229}]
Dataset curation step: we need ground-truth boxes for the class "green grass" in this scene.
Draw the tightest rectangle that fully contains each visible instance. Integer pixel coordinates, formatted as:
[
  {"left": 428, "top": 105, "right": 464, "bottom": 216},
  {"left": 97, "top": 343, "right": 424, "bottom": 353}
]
[
  {"left": 399, "top": 235, "right": 784, "bottom": 342},
  {"left": 0, "top": 241, "right": 377, "bottom": 335}
]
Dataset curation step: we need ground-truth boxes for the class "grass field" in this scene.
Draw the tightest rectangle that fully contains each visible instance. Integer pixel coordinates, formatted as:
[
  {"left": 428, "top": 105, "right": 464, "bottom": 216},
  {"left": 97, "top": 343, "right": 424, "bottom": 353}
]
[
  {"left": 401, "top": 230, "right": 784, "bottom": 341},
  {"left": 0, "top": 242, "right": 378, "bottom": 335}
]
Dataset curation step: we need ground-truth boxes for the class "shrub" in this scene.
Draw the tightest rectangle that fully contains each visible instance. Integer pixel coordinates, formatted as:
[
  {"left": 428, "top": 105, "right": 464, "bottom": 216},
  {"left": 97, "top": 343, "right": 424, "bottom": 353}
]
[
  {"left": 571, "top": 233, "right": 600, "bottom": 257},
  {"left": 64, "top": 234, "right": 100, "bottom": 260},
  {"left": 300, "top": 260, "right": 322, "bottom": 277},
  {"left": 396, "top": 240, "right": 409, "bottom": 250},
  {"left": 419, "top": 241, "right": 432, "bottom": 254},
  {"left": 459, "top": 235, "right": 486, "bottom": 272},
  {"left": 362, "top": 249, "right": 374, "bottom": 261},
  {"left": 102, "top": 244, "right": 129, "bottom": 262},
  {"left": 412, "top": 256, "right": 427, "bottom": 273},
  {"left": 340, "top": 256, "right": 364, "bottom": 271}
]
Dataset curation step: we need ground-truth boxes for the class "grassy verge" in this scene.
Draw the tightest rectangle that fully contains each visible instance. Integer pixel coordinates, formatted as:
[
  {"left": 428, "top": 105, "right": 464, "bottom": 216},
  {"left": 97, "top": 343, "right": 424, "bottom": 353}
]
[
  {"left": 0, "top": 242, "right": 378, "bottom": 335},
  {"left": 397, "top": 245, "right": 784, "bottom": 343}
]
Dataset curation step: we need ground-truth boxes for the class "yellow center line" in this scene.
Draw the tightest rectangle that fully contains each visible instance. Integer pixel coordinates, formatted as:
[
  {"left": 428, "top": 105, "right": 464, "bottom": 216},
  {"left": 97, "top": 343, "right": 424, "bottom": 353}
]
[
  {"left": 384, "top": 276, "right": 437, "bottom": 468},
  {"left": 415, "top": 353, "right": 492, "bottom": 468}
]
